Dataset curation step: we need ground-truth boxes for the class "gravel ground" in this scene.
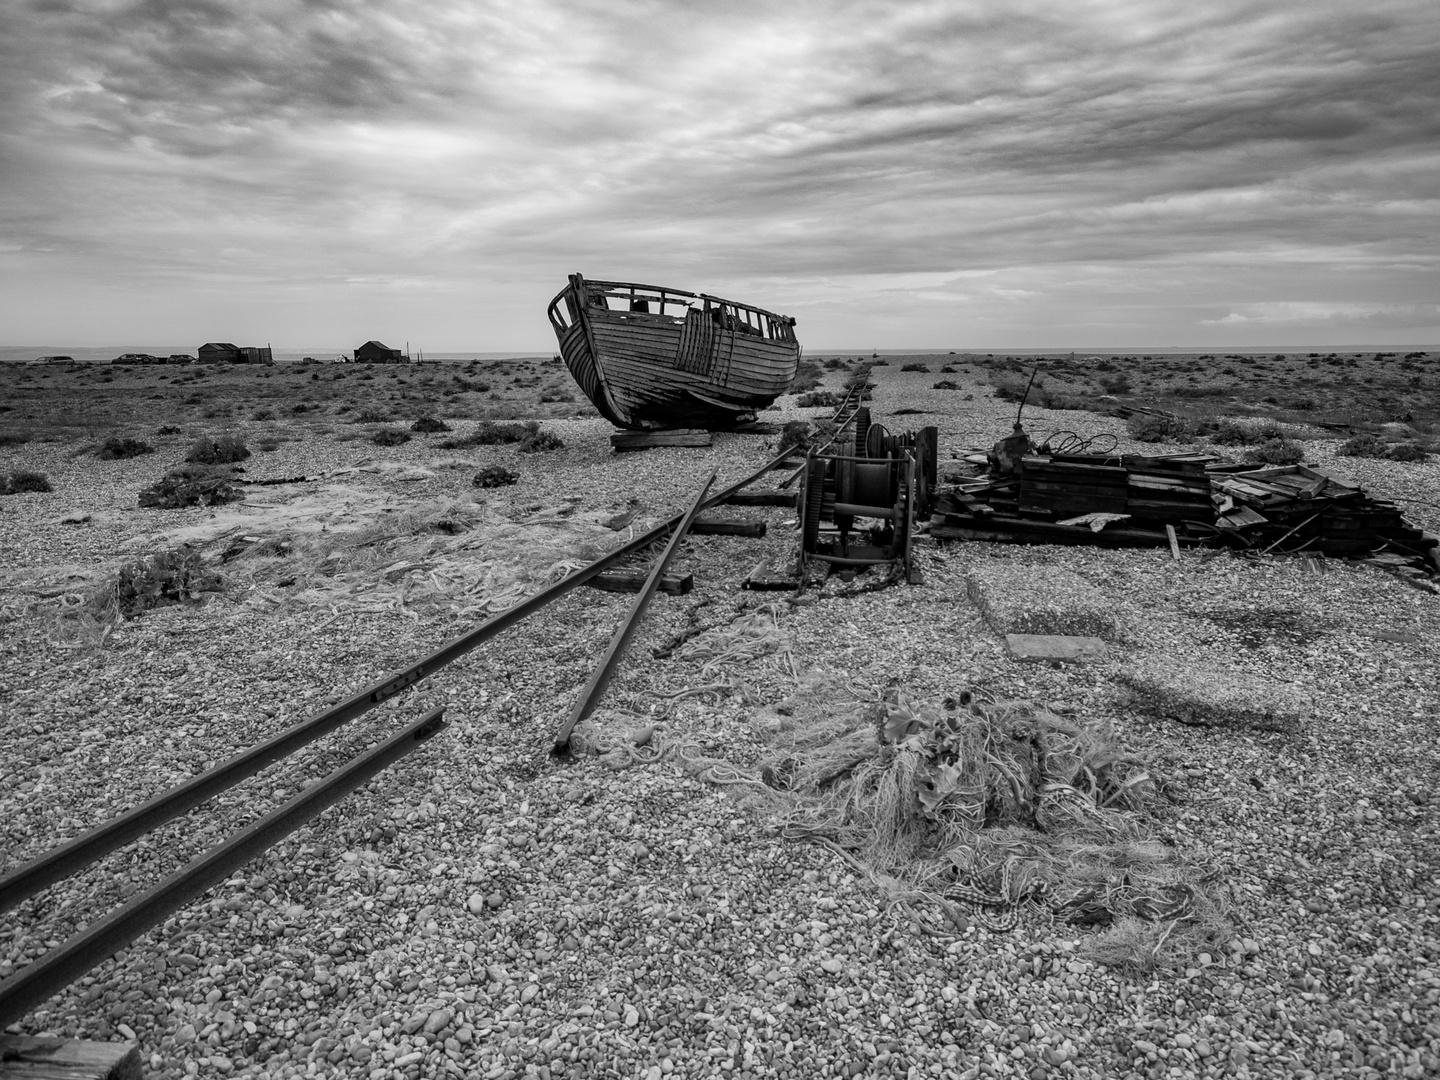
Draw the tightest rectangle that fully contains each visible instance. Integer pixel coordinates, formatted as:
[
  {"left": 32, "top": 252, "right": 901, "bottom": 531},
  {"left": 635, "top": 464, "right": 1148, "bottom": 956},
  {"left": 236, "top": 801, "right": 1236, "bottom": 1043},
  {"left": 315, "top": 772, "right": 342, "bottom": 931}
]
[{"left": 2, "top": 358, "right": 1438, "bottom": 1079}]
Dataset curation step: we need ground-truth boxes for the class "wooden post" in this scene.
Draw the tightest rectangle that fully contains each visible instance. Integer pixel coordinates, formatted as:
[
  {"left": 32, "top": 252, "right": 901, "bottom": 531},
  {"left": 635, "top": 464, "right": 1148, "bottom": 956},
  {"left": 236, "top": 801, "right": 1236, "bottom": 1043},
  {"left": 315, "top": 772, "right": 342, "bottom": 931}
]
[{"left": 1165, "top": 524, "right": 1181, "bottom": 561}]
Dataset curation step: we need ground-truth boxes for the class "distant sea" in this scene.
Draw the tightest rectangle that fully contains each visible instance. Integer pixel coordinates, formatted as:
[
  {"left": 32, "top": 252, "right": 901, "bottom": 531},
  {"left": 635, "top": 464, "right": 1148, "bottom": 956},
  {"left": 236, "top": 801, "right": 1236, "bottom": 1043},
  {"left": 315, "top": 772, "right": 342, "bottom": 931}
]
[
  {"left": 3, "top": 344, "right": 1432, "bottom": 366},
  {"left": 0, "top": 346, "right": 554, "bottom": 365}
]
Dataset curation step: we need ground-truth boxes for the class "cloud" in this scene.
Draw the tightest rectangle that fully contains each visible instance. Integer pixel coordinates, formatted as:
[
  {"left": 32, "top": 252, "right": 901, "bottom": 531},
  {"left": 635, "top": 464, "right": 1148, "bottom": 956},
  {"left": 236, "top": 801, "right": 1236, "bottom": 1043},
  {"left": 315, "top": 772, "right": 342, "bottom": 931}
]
[{"left": 0, "top": 0, "right": 1437, "bottom": 347}]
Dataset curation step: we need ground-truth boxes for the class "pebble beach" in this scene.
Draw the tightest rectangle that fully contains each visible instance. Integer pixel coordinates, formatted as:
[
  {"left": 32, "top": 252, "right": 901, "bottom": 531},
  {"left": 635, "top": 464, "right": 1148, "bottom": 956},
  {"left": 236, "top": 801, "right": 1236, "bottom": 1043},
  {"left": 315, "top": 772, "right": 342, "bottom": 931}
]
[{"left": 1, "top": 356, "right": 1438, "bottom": 1079}]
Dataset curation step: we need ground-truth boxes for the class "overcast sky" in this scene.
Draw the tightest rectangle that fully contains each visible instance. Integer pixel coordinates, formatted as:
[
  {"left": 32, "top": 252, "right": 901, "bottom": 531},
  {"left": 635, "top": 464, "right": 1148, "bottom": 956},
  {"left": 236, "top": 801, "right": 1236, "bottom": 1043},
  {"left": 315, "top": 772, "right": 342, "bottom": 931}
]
[{"left": 2, "top": 0, "right": 1436, "bottom": 351}]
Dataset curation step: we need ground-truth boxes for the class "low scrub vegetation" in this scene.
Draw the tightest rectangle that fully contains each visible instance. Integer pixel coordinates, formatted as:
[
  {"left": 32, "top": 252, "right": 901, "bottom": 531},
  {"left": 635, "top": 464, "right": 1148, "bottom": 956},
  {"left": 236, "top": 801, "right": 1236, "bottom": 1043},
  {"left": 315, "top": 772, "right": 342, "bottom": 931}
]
[
  {"left": 796, "top": 390, "right": 843, "bottom": 408},
  {"left": 901, "top": 362, "right": 929, "bottom": 373},
  {"left": 436, "top": 419, "right": 563, "bottom": 453},
  {"left": 100, "top": 547, "right": 223, "bottom": 619},
  {"left": 2, "top": 469, "right": 53, "bottom": 494},
  {"left": 185, "top": 433, "right": 250, "bottom": 465},
  {"left": 411, "top": 416, "right": 451, "bottom": 433},
  {"left": 0, "top": 432, "right": 31, "bottom": 447},
  {"left": 139, "top": 464, "right": 245, "bottom": 508},
  {"left": 371, "top": 428, "right": 412, "bottom": 447},
  {"left": 1339, "top": 434, "right": 1431, "bottom": 462},
  {"left": 787, "top": 359, "right": 824, "bottom": 395},
  {"left": 1245, "top": 438, "right": 1305, "bottom": 465},
  {"left": 518, "top": 424, "right": 564, "bottom": 453},
  {"left": 474, "top": 465, "right": 519, "bottom": 488},
  {"left": 97, "top": 436, "right": 154, "bottom": 460},
  {"left": 776, "top": 421, "right": 812, "bottom": 456},
  {"left": 1206, "top": 419, "right": 1286, "bottom": 446},
  {"left": 1126, "top": 413, "right": 1197, "bottom": 443}
]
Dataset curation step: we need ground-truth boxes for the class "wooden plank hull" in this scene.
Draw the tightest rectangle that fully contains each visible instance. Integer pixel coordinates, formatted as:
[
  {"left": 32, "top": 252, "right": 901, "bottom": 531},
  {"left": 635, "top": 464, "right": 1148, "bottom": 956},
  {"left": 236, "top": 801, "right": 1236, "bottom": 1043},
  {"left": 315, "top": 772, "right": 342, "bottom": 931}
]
[{"left": 547, "top": 275, "right": 800, "bottom": 430}]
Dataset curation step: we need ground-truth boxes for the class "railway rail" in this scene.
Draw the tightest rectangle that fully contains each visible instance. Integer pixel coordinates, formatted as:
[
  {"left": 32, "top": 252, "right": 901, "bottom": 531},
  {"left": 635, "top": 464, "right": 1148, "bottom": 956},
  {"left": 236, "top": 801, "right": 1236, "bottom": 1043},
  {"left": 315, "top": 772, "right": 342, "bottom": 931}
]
[{"left": 0, "top": 447, "right": 802, "bottom": 1033}]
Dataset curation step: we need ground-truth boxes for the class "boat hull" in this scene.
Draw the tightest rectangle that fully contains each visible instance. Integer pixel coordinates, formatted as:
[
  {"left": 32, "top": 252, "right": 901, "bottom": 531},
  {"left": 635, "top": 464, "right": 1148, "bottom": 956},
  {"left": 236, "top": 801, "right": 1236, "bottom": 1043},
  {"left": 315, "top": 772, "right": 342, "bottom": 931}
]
[{"left": 547, "top": 275, "right": 800, "bottom": 430}]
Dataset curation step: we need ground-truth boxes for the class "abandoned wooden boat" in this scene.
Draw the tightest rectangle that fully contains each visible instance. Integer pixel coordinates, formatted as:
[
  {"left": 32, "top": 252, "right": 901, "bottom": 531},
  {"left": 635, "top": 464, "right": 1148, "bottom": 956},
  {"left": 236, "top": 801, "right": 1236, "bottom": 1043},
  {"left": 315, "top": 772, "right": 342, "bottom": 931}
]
[{"left": 546, "top": 273, "right": 801, "bottom": 429}]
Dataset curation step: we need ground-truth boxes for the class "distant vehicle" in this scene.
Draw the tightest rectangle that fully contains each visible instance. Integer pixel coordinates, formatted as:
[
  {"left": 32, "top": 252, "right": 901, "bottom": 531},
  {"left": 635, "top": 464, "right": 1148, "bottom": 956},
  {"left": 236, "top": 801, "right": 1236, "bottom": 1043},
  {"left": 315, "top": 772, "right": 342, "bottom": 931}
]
[
  {"left": 112, "top": 353, "right": 160, "bottom": 365},
  {"left": 167, "top": 354, "right": 196, "bottom": 364},
  {"left": 35, "top": 355, "right": 74, "bottom": 363}
]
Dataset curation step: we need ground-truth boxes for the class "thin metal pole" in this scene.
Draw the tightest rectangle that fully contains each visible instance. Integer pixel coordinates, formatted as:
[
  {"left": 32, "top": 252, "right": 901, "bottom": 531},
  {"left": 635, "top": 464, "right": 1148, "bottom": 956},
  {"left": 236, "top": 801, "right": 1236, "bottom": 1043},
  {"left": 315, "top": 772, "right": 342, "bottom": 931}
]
[
  {"left": 0, "top": 708, "right": 448, "bottom": 1030},
  {"left": 0, "top": 451, "right": 794, "bottom": 916},
  {"left": 553, "top": 473, "right": 716, "bottom": 752}
]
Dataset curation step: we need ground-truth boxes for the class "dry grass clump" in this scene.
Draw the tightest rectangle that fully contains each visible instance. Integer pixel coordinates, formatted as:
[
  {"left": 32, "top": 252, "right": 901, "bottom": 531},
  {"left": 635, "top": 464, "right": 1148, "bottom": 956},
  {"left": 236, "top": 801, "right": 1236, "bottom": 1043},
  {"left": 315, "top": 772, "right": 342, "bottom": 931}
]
[
  {"left": 0, "top": 432, "right": 33, "bottom": 447},
  {"left": 411, "top": 416, "right": 451, "bottom": 433},
  {"left": 185, "top": 432, "right": 250, "bottom": 464},
  {"left": 795, "top": 391, "right": 843, "bottom": 408},
  {"left": 1117, "top": 654, "right": 1304, "bottom": 732},
  {"left": 751, "top": 683, "right": 1229, "bottom": 969}
]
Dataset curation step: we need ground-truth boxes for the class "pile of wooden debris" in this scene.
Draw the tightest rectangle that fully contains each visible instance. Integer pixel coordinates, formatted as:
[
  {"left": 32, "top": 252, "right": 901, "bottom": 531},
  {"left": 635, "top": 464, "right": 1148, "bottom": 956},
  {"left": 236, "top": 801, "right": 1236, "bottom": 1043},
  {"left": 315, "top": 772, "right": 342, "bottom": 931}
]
[{"left": 932, "top": 445, "right": 1438, "bottom": 586}]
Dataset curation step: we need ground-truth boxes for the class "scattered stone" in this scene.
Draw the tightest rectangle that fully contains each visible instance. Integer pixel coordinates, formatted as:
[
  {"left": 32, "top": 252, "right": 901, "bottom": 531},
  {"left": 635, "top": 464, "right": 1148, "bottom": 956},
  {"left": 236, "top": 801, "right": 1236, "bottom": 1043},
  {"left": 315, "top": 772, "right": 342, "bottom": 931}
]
[{"left": 1004, "top": 633, "right": 1108, "bottom": 663}]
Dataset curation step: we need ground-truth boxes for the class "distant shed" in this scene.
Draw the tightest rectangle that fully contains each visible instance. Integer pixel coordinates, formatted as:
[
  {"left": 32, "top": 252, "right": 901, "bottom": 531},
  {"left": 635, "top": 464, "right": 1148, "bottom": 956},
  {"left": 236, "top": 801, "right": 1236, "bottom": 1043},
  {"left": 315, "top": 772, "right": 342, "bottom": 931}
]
[
  {"left": 354, "top": 340, "right": 406, "bottom": 363},
  {"left": 198, "top": 343, "right": 274, "bottom": 364},
  {"left": 199, "top": 342, "right": 241, "bottom": 364}
]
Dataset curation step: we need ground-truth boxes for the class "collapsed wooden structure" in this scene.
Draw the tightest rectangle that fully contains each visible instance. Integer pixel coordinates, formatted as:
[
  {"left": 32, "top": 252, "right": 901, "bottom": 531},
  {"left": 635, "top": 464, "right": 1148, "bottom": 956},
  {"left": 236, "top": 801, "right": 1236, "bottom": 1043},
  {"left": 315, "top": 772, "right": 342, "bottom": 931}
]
[{"left": 932, "top": 447, "right": 1438, "bottom": 580}]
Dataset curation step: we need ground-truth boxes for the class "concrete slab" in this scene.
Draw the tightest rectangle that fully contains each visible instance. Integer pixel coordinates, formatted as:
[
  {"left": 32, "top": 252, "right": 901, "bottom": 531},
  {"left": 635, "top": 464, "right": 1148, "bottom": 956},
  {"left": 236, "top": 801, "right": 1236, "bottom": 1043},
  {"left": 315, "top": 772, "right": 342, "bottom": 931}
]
[
  {"left": 1005, "top": 634, "right": 1109, "bottom": 663},
  {"left": 965, "top": 563, "right": 1117, "bottom": 639}
]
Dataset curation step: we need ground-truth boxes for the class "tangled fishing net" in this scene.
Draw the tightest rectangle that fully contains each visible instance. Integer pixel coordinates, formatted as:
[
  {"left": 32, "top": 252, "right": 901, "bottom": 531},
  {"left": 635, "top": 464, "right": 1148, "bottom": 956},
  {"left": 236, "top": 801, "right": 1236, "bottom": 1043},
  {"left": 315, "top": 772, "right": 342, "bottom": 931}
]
[{"left": 576, "top": 668, "right": 1231, "bottom": 971}]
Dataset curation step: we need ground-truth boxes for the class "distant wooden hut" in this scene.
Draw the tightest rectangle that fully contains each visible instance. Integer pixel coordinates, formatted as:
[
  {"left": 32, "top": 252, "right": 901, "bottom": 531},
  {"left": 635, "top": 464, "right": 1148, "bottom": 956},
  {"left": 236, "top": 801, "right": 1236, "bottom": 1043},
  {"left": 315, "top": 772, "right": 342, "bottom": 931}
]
[
  {"left": 354, "top": 340, "right": 406, "bottom": 363},
  {"left": 199, "top": 342, "right": 241, "bottom": 364},
  {"left": 198, "top": 343, "right": 273, "bottom": 364}
]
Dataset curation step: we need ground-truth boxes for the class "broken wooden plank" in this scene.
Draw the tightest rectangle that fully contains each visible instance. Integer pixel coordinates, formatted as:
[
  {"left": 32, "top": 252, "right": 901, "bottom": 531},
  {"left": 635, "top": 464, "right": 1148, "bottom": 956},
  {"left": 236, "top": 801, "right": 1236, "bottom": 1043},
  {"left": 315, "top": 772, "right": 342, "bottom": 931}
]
[
  {"left": 588, "top": 570, "right": 693, "bottom": 595},
  {"left": 0, "top": 1036, "right": 141, "bottom": 1080},
  {"left": 610, "top": 430, "right": 712, "bottom": 451},
  {"left": 690, "top": 518, "right": 767, "bottom": 538},
  {"left": 931, "top": 517, "right": 1193, "bottom": 550},
  {"left": 742, "top": 554, "right": 800, "bottom": 591}
]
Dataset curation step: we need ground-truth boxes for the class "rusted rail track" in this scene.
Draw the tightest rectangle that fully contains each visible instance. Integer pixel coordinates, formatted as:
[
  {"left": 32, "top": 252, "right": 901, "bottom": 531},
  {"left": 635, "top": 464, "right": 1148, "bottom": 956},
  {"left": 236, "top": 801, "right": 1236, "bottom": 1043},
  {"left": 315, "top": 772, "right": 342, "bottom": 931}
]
[
  {"left": 0, "top": 450, "right": 795, "bottom": 1029},
  {"left": 0, "top": 709, "right": 448, "bottom": 1031},
  {"left": 779, "top": 380, "right": 869, "bottom": 489}
]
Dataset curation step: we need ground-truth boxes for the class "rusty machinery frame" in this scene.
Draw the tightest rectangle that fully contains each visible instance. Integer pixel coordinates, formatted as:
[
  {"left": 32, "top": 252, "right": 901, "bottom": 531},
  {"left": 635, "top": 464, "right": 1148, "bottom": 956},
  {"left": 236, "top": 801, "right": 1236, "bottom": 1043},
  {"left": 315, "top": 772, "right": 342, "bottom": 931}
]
[{"left": 798, "top": 408, "right": 937, "bottom": 586}]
